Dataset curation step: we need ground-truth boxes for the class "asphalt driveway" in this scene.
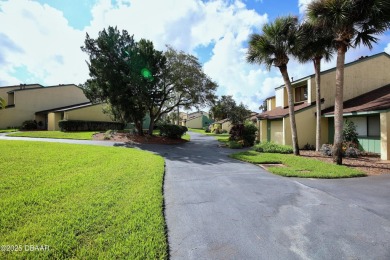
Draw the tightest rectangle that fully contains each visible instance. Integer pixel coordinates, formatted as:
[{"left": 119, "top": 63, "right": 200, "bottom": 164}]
[
  {"left": 2, "top": 132, "right": 390, "bottom": 259},
  {"left": 140, "top": 132, "right": 390, "bottom": 260}
]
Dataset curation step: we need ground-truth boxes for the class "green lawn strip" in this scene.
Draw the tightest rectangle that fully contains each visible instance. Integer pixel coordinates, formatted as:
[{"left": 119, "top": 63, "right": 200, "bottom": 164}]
[
  {"left": 0, "top": 141, "right": 167, "bottom": 259},
  {"left": 7, "top": 131, "right": 97, "bottom": 140},
  {"left": 0, "top": 129, "right": 18, "bottom": 133},
  {"left": 230, "top": 150, "right": 366, "bottom": 178},
  {"left": 182, "top": 133, "right": 191, "bottom": 141}
]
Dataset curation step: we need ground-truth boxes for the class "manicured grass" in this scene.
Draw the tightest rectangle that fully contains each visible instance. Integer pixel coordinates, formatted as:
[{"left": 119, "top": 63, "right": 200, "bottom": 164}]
[
  {"left": 0, "top": 129, "right": 18, "bottom": 133},
  {"left": 7, "top": 131, "right": 97, "bottom": 140},
  {"left": 182, "top": 133, "right": 191, "bottom": 141},
  {"left": 0, "top": 141, "right": 167, "bottom": 259},
  {"left": 230, "top": 150, "right": 366, "bottom": 178}
]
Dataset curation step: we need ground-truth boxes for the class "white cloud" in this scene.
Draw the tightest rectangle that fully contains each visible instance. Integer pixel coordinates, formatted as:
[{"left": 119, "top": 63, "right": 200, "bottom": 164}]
[
  {"left": 298, "top": 0, "right": 313, "bottom": 15},
  {"left": 0, "top": 0, "right": 88, "bottom": 85},
  {"left": 385, "top": 43, "right": 390, "bottom": 54}
]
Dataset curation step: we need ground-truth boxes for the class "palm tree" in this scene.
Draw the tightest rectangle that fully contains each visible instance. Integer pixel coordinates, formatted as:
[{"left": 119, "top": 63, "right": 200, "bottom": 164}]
[
  {"left": 307, "top": 0, "right": 390, "bottom": 164},
  {"left": 294, "top": 22, "right": 334, "bottom": 152},
  {"left": 247, "top": 16, "right": 300, "bottom": 155}
]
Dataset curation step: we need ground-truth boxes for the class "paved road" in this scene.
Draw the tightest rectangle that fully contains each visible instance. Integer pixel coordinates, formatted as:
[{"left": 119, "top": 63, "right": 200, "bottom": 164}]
[
  {"left": 139, "top": 132, "right": 390, "bottom": 260},
  {"left": 2, "top": 132, "right": 390, "bottom": 259}
]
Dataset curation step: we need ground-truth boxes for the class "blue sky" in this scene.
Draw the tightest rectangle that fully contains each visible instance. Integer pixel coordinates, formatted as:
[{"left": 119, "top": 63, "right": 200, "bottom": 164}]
[{"left": 0, "top": 0, "right": 389, "bottom": 111}]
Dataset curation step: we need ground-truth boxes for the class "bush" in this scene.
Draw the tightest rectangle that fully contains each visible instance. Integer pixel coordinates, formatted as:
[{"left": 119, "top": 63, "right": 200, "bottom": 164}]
[
  {"left": 229, "top": 123, "right": 257, "bottom": 147},
  {"left": 21, "top": 120, "right": 38, "bottom": 130},
  {"left": 253, "top": 142, "right": 293, "bottom": 154},
  {"left": 104, "top": 129, "right": 114, "bottom": 140},
  {"left": 321, "top": 142, "right": 361, "bottom": 158},
  {"left": 159, "top": 124, "right": 187, "bottom": 139},
  {"left": 58, "top": 120, "right": 124, "bottom": 132},
  {"left": 343, "top": 119, "right": 359, "bottom": 144},
  {"left": 211, "top": 123, "right": 222, "bottom": 134},
  {"left": 221, "top": 129, "right": 228, "bottom": 134},
  {"left": 303, "top": 143, "right": 315, "bottom": 150},
  {"left": 321, "top": 144, "right": 332, "bottom": 156},
  {"left": 205, "top": 128, "right": 211, "bottom": 133}
]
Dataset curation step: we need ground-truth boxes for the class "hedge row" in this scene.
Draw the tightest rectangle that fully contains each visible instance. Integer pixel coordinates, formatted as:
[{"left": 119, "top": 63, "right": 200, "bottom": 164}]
[{"left": 58, "top": 120, "right": 125, "bottom": 132}]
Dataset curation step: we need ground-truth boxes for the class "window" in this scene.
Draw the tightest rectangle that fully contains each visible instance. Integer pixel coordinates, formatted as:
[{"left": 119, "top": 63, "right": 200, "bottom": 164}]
[
  {"left": 294, "top": 86, "right": 307, "bottom": 102},
  {"left": 367, "top": 115, "right": 380, "bottom": 137}
]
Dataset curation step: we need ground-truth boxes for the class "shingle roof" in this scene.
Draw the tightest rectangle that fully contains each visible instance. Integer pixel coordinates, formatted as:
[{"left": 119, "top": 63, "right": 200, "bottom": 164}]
[
  {"left": 35, "top": 102, "right": 92, "bottom": 114},
  {"left": 257, "top": 101, "right": 317, "bottom": 120},
  {"left": 322, "top": 84, "right": 390, "bottom": 116}
]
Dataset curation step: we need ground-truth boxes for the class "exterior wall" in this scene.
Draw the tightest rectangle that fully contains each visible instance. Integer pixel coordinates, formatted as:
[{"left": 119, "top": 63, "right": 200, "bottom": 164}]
[
  {"left": 275, "top": 88, "right": 284, "bottom": 108},
  {"left": 266, "top": 97, "right": 276, "bottom": 111},
  {"left": 185, "top": 116, "right": 203, "bottom": 128},
  {"left": 64, "top": 104, "right": 113, "bottom": 122},
  {"left": 258, "top": 120, "right": 267, "bottom": 142},
  {"left": 0, "top": 85, "right": 89, "bottom": 129},
  {"left": 202, "top": 115, "right": 213, "bottom": 129},
  {"left": 222, "top": 120, "right": 233, "bottom": 132},
  {"left": 282, "top": 107, "right": 318, "bottom": 148},
  {"left": 48, "top": 112, "right": 62, "bottom": 131},
  {"left": 321, "top": 117, "right": 329, "bottom": 145},
  {"left": 380, "top": 111, "right": 390, "bottom": 160},
  {"left": 295, "top": 107, "right": 317, "bottom": 148},
  {"left": 313, "top": 54, "right": 390, "bottom": 110},
  {"left": 0, "top": 84, "right": 42, "bottom": 104},
  {"left": 270, "top": 120, "right": 283, "bottom": 144}
]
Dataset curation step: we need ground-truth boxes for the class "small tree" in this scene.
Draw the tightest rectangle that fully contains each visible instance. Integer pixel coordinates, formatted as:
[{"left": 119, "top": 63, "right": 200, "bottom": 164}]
[{"left": 343, "top": 119, "right": 359, "bottom": 144}]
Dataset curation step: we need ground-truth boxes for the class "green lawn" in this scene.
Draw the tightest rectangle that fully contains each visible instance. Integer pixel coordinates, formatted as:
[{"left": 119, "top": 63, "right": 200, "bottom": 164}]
[
  {"left": 0, "top": 141, "right": 167, "bottom": 259},
  {"left": 230, "top": 150, "right": 366, "bottom": 178},
  {"left": 0, "top": 129, "right": 18, "bottom": 133},
  {"left": 7, "top": 131, "right": 97, "bottom": 140}
]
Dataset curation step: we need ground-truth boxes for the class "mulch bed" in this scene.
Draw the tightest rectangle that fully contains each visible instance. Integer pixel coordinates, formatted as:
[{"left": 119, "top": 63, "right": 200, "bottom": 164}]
[
  {"left": 93, "top": 132, "right": 188, "bottom": 145},
  {"left": 300, "top": 150, "right": 390, "bottom": 176}
]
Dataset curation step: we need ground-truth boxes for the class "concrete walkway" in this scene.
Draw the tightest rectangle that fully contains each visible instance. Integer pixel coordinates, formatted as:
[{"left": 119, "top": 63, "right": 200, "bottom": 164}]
[
  {"left": 2, "top": 132, "right": 390, "bottom": 259},
  {"left": 139, "top": 132, "right": 390, "bottom": 260}
]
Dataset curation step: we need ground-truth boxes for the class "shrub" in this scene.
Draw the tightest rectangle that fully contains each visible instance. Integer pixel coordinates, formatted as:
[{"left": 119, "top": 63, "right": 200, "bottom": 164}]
[
  {"left": 58, "top": 120, "right": 124, "bottom": 132},
  {"left": 104, "top": 129, "right": 113, "bottom": 140},
  {"left": 205, "top": 128, "right": 211, "bottom": 133},
  {"left": 242, "top": 123, "right": 257, "bottom": 147},
  {"left": 321, "top": 144, "right": 332, "bottom": 156},
  {"left": 343, "top": 119, "right": 359, "bottom": 144},
  {"left": 253, "top": 142, "right": 293, "bottom": 154},
  {"left": 321, "top": 142, "right": 361, "bottom": 158},
  {"left": 221, "top": 129, "right": 228, "bottom": 134},
  {"left": 159, "top": 124, "right": 187, "bottom": 139},
  {"left": 229, "top": 123, "right": 257, "bottom": 147},
  {"left": 303, "top": 143, "right": 315, "bottom": 150},
  {"left": 211, "top": 123, "right": 222, "bottom": 134},
  {"left": 21, "top": 120, "right": 38, "bottom": 130},
  {"left": 228, "top": 141, "right": 243, "bottom": 149}
]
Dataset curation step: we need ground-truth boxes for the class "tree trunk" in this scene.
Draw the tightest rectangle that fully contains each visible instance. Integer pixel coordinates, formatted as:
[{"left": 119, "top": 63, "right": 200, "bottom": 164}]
[
  {"left": 177, "top": 106, "right": 180, "bottom": 125},
  {"left": 135, "top": 121, "right": 143, "bottom": 136},
  {"left": 279, "top": 65, "right": 300, "bottom": 155},
  {"left": 332, "top": 45, "right": 347, "bottom": 165},
  {"left": 314, "top": 57, "right": 322, "bottom": 152},
  {"left": 148, "top": 116, "right": 155, "bottom": 135}
]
